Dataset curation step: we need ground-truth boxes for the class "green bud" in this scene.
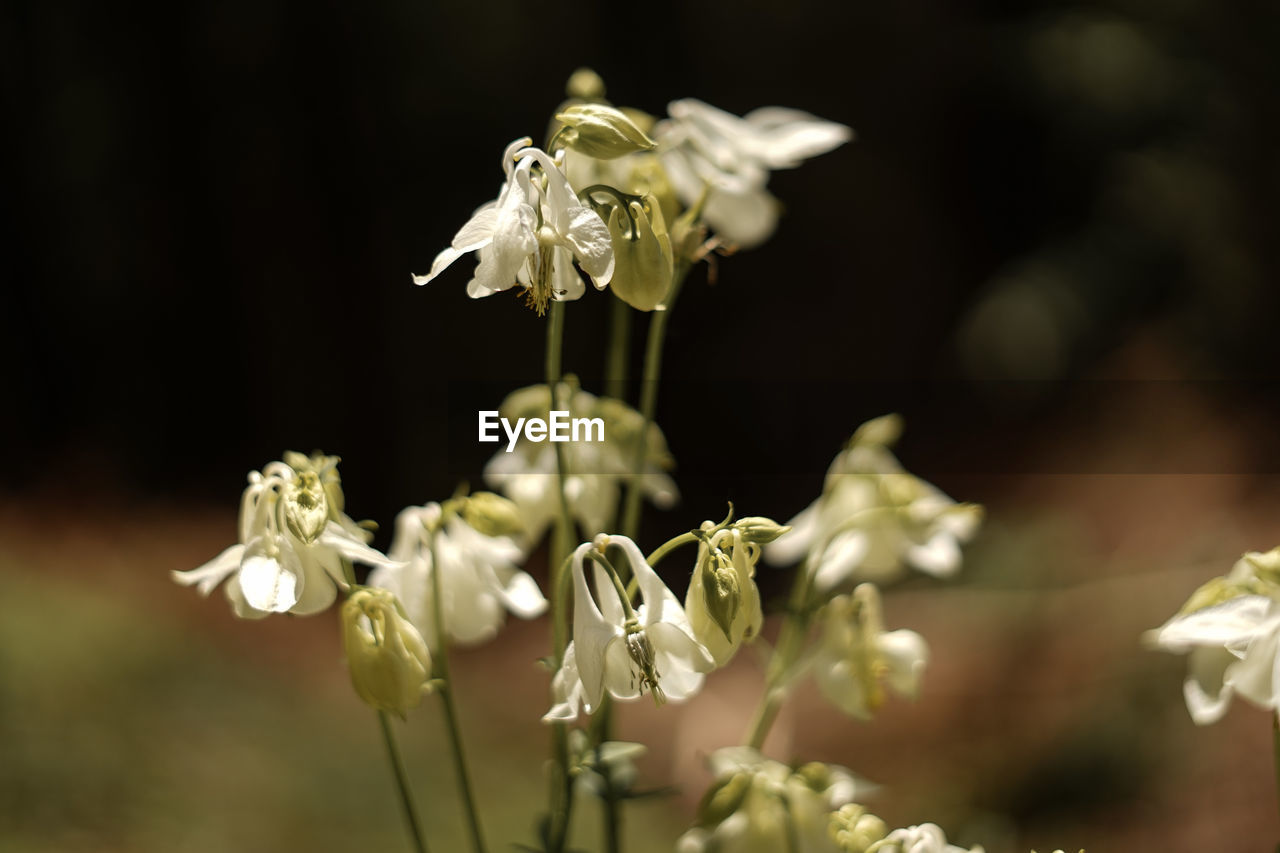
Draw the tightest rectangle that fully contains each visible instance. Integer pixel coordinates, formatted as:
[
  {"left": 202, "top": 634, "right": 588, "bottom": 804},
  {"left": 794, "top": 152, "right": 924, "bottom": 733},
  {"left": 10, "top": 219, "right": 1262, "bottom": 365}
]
[
  {"left": 555, "top": 103, "right": 657, "bottom": 160},
  {"left": 733, "top": 516, "right": 792, "bottom": 545},
  {"left": 829, "top": 803, "right": 887, "bottom": 853},
  {"left": 699, "top": 557, "right": 742, "bottom": 642},
  {"left": 341, "top": 588, "right": 433, "bottom": 718},
  {"left": 283, "top": 450, "right": 346, "bottom": 515},
  {"left": 283, "top": 470, "right": 329, "bottom": 544},
  {"left": 1244, "top": 548, "right": 1280, "bottom": 586},
  {"left": 607, "top": 195, "right": 674, "bottom": 311},
  {"left": 460, "top": 491, "right": 525, "bottom": 538},
  {"left": 696, "top": 772, "right": 752, "bottom": 827},
  {"left": 566, "top": 67, "right": 606, "bottom": 100}
]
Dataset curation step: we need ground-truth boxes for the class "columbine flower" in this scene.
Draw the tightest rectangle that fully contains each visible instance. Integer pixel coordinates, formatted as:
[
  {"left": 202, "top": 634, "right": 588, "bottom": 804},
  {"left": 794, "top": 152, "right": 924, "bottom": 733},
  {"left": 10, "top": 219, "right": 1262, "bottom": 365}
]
[
  {"left": 483, "top": 382, "right": 678, "bottom": 548},
  {"left": 685, "top": 525, "right": 764, "bottom": 666},
  {"left": 341, "top": 587, "right": 433, "bottom": 718},
  {"left": 414, "top": 137, "right": 614, "bottom": 314},
  {"left": 369, "top": 501, "right": 547, "bottom": 649},
  {"left": 869, "top": 823, "right": 984, "bottom": 853},
  {"left": 766, "top": 415, "right": 982, "bottom": 591},
  {"left": 676, "top": 747, "right": 875, "bottom": 853},
  {"left": 815, "top": 584, "right": 928, "bottom": 721},
  {"left": 547, "top": 535, "right": 712, "bottom": 720},
  {"left": 654, "top": 98, "right": 852, "bottom": 249},
  {"left": 172, "top": 452, "right": 400, "bottom": 617},
  {"left": 1147, "top": 548, "right": 1280, "bottom": 724}
]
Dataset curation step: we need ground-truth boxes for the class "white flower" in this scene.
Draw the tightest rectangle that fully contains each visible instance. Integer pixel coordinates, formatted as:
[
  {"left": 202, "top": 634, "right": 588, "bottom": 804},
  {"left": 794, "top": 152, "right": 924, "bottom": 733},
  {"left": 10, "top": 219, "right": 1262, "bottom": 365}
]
[
  {"left": 655, "top": 98, "right": 852, "bottom": 249},
  {"left": 414, "top": 137, "right": 614, "bottom": 314},
  {"left": 815, "top": 584, "right": 928, "bottom": 721},
  {"left": 873, "top": 823, "right": 983, "bottom": 853},
  {"left": 766, "top": 415, "right": 982, "bottom": 590},
  {"left": 676, "top": 747, "right": 875, "bottom": 853},
  {"left": 483, "top": 382, "right": 678, "bottom": 547},
  {"left": 1148, "top": 549, "right": 1280, "bottom": 724},
  {"left": 369, "top": 503, "right": 547, "bottom": 649},
  {"left": 548, "top": 535, "right": 713, "bottom": 719},
  {"left": 172, "top": 453, "right": 400, "bottom": 617}
]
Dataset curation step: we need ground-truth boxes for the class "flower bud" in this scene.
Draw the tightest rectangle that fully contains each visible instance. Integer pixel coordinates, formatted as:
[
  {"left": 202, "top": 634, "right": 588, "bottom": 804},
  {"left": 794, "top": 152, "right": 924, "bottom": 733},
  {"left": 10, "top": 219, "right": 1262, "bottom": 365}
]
[
  {"left": 686, "top": 530, "right": 763, "bottom": 666},
  {"left": 459, "top": 491, "right": 525, "bottom": 538},
  {"left": 341, "top": 588, "right": 432, "bottom": 718},
  {"left": 699, "top": 557, "right": 741, "bottom": 642},
  {"left": 851, "top": 413, "right": 903, "bottom": 448},
  {"left": 830, "top": 803, "right": 888, "bottom": 853},
  {"left": 733, "top": 516, "right": 791, "bottom": 546},
  {"left": 566, "top": 67, "right": 606, "bottom": 100},
  {"left": 606, "top": 196, "right": 673, "bottom": 311},
  {"left": 282, "top": 470, "right": 329, "bottom": 544},
  {"left": 555, "top": 103, "right": 657, "bottom": 160}
]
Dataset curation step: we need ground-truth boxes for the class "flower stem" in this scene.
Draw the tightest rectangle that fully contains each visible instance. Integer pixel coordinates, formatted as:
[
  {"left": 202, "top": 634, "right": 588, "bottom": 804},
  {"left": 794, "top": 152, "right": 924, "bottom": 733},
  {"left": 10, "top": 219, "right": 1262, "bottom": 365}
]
[
  {"left": 428, "top": 533, "right": 488, "bottom": 853},
  {"left": 619, "top": 264, "right": 689, "bottom": 540},
  {"left": 545, "top": 300, "right": 576, "bottom": 853},
  {"left": 378, "top": 711, "right": 431, "bottom": 853},
  {"left": 605, "top": 297, "right": 632, "bottom": 402},
  {"left": 1272, "top": 715, "right": 1280, "bottom": 822},
  {"left": 744, "top": 563, "right": 813, "bottom": 750}
]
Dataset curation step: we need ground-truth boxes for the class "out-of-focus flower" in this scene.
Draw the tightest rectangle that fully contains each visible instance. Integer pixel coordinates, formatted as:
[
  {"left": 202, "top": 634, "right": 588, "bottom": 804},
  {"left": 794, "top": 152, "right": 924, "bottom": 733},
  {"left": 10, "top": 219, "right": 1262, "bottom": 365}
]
[
  {"left": 676, "top": 747, "right": 875, "bottom": 853},
  {"left": 815, "top": 584, "right": 928, "bottom": 721},
  {"left": 369, "top": 500, "right": 546, "bottom": 650},
  {"left": 484, "top": 381, "right": 677, "bottom": 547},
  {"left": 414, "top": 137, "right": 614, "bottom": 314},
  {"left": 172, "top": 452, "right": 400, "bottom": 618},
  {"left": 766, "top": 415, "right": 982, "bottom": 591},
  {"left": 341, "top": 587, "right": 432, "bottom": 718},
  {"left": 685, "top": 525, "right": 765, "bottom": 666},
  {"left": 869, "top": 823, "right": 983, "bottom": 853},
  {"left": 1147, "top": 548, "right": 1280, "bottom": 724},
  {"left": 830, "top": 804, "right": 888, "bottom": 853},
  {"left": 655, "top": 98, "right": 852, "bottom": 249},
  {"left": 548, "top": 535, "right": 712, "bottom": 720}
]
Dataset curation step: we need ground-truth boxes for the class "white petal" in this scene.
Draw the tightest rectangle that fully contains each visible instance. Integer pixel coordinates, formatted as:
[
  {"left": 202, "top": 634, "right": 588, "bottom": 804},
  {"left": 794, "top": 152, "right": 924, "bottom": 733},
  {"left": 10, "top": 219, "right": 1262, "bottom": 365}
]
[
  {"left": 572, "top": 543, "right": 622, "bottom": 710},
  {"left": 1183, "top": 646, "right": 1237, "bottom": 724},
  {"left": 318, "top": 521, "right": 401, "bottom": 572},
  {"left": 451, "top": 203, "right": 499, "bottom": 251},
  {"left": 224, "top": 574, "right": 270, "bottom": 620},
  {"left": 550, "top": 245, "right": 587, "bottom": 302},
  {"left": 493, "top": 570, "right": 548, "bottom": 619},
  {"left": 702, "top": 185, "right": 779, "bottom": 250},
  {"left": 238, "top": 538, "right": 302, "bottom": 613},
  {"left": 812, "top": 530, "right": 869, "bottom": 591},
  {"left": 905, "top": 530, "right": 962, "bottom": 577},
  {"left": 1152, "top": 596, "right": 1272, "bottom": 652},
  {"left": 741, "top": 106, "right": 853, "bottom": 168},
  {"left": 172, "top": 544, "right": 245, "bottom": 596},
  {"left": 878, "top": 629, "right": 929, "bottom": 698},
  {"left": 764, "top": 502, "right": 818, "bottom": 565}
]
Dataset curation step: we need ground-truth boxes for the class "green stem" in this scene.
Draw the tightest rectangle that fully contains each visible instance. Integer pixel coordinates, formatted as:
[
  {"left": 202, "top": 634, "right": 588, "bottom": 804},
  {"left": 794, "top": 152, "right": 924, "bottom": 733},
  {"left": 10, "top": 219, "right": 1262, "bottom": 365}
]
[
  {"left": 428, "top": 533, "right": 488, "bottom": 853},
  {"left": 744, "top": 563, "right": 813, "bottom": 750},
  {"left": 545, "top": 300, "right": 576, "bottom": 853},
  {"left": 605, "top": 297, "right": 632, "bottom": 402},
  {"left": 619, "top": 265, "right": 689, "bottom": 540},
  {"left": 378, "top": 711, "right": 431, "bottom": 853},
  {"left": 1273, "top": 715, "right": 1280, "bottom": 822}
]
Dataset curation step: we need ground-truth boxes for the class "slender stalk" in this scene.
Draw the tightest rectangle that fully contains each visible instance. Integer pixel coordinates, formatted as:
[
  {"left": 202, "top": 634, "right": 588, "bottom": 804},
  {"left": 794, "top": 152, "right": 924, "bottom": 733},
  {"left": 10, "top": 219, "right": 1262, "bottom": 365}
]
[
  {"left": 545, "top": 300, "right": 576, "bottom": 853},
  {"left": 605, "top": 297, "right": 632, "bottom": 402},
  {"left": 428, "top": 532, "right": 488, "bottom": 853},
  {"left": 1273, "top": 715, "right": 1280, "bottom": 822},
  {"left": 744, "top": 563, "right": 813, "bottom": 750},
  {"left": 620, "top": 266, "right": 689, "bottom": 540},
  {"left": 378, "top": 711, "right": 431, "bottom": 853}
]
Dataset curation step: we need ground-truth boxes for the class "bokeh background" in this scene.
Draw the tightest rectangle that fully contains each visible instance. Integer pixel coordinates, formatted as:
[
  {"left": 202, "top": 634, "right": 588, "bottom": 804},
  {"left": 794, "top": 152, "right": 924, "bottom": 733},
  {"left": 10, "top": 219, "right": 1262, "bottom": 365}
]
[{"left": 4, "top": 0, "right": 1280, "bottom": 850}]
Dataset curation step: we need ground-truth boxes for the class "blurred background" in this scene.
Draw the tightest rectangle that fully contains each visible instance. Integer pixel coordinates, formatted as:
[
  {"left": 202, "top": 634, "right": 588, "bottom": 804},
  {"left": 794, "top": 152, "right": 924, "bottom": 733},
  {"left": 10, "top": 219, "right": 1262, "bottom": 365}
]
[{"left": 4, "top": 0, "right": 1280, "bottom": 850}]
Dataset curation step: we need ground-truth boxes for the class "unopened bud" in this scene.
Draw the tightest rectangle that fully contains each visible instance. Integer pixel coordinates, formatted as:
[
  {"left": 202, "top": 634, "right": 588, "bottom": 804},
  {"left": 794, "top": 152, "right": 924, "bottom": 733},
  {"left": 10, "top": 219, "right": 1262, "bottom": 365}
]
[
  {"left": 829, "top": 803, "right": 887, "bottom": 853},
  {"left": 607, "top": 195, "right": 673, "bottom": 311},
  {"left": 555, "top": 103, "right": 657, "bottom": 160},
  {"left": 566, "top": 67, "right": 606, "bottom": 100},
  {"left": 341, "top": 588, "right": 433, "bottom": 718},
  {"left": 700, "top": 557, "right": 742, "bottom": 642},
  {"left": 460, "top": 491, "right": 524, "bottom": 538},
  {"left": 851, "top": 413, "right": 903, "bottom": 449},
  {"left": 733, "top": 516, "right": 791, "bottom": 545}
]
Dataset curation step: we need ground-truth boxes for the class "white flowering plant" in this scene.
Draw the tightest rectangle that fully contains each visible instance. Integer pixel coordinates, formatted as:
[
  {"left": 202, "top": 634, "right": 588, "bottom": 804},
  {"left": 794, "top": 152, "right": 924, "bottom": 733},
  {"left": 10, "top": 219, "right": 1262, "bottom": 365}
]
[{"left": 172, "top": 70, "right": 1077, "bottom": 853}]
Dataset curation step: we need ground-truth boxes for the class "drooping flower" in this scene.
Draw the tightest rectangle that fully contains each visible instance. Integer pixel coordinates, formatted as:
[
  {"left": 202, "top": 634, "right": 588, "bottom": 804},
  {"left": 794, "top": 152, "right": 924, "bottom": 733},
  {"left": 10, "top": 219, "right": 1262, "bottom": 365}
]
[
  {"left": 546, "top": 535, "right": 712, "bottom": 720},
  {"left": 341, "top": 587, "right": 433, "bottom": 718},
  {"left": 483, "top": 381, "right": 678, "bottom": 548},
  {"left": 655, "top": 98, "right": 853, "bottom": 249},
  {"left": 1147, "top": 548, "right": 1280, "bottom": 724},
  {"left": 172, "top": 452, "right": 400, "bottom": 618},
  {"left": 414, "top": 137, "right": 614, "bottom": 314},
  {"left": 369, "top": 500, "right": 547, "bottom": 650},
  {"left": 766, "top": 415, "right": 982, "bottom": 591},
  {"left": 676, "top": 747, "right": 876, "bottom": 853},
  {"left": 814, "top": 584, "right": 928, "bottom": 721},
  {"left": 685, "top": 525, "right": 765, "bottom": 666}
]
